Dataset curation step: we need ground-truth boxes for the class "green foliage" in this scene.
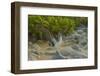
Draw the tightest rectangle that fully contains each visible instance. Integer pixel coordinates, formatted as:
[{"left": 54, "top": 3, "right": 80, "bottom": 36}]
[{"left": 28, "top": 15, "right": 88, "bottom": 39}]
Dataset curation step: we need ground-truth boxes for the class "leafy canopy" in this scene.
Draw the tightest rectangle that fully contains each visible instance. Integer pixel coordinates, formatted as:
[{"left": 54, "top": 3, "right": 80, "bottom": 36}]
[{"left": 28, "top": 15, "right": 88, "bottom": 38}]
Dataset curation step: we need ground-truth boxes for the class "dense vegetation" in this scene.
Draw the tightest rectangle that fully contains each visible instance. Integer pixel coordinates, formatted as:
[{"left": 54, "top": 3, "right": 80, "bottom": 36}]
[{"left": 28, "top": 15, "right": 88, "bottom": 43}]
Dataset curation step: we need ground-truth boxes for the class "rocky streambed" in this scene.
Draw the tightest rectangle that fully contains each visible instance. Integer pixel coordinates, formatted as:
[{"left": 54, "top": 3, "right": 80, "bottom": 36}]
[{"left": 28, "top": 25, "right": 88, "bottom": 60}]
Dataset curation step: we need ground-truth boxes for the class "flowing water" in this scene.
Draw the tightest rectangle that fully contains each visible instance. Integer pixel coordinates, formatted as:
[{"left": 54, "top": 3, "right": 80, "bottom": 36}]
[{"left": 28, "top": 25, "right": 88, "bottom": 60}]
